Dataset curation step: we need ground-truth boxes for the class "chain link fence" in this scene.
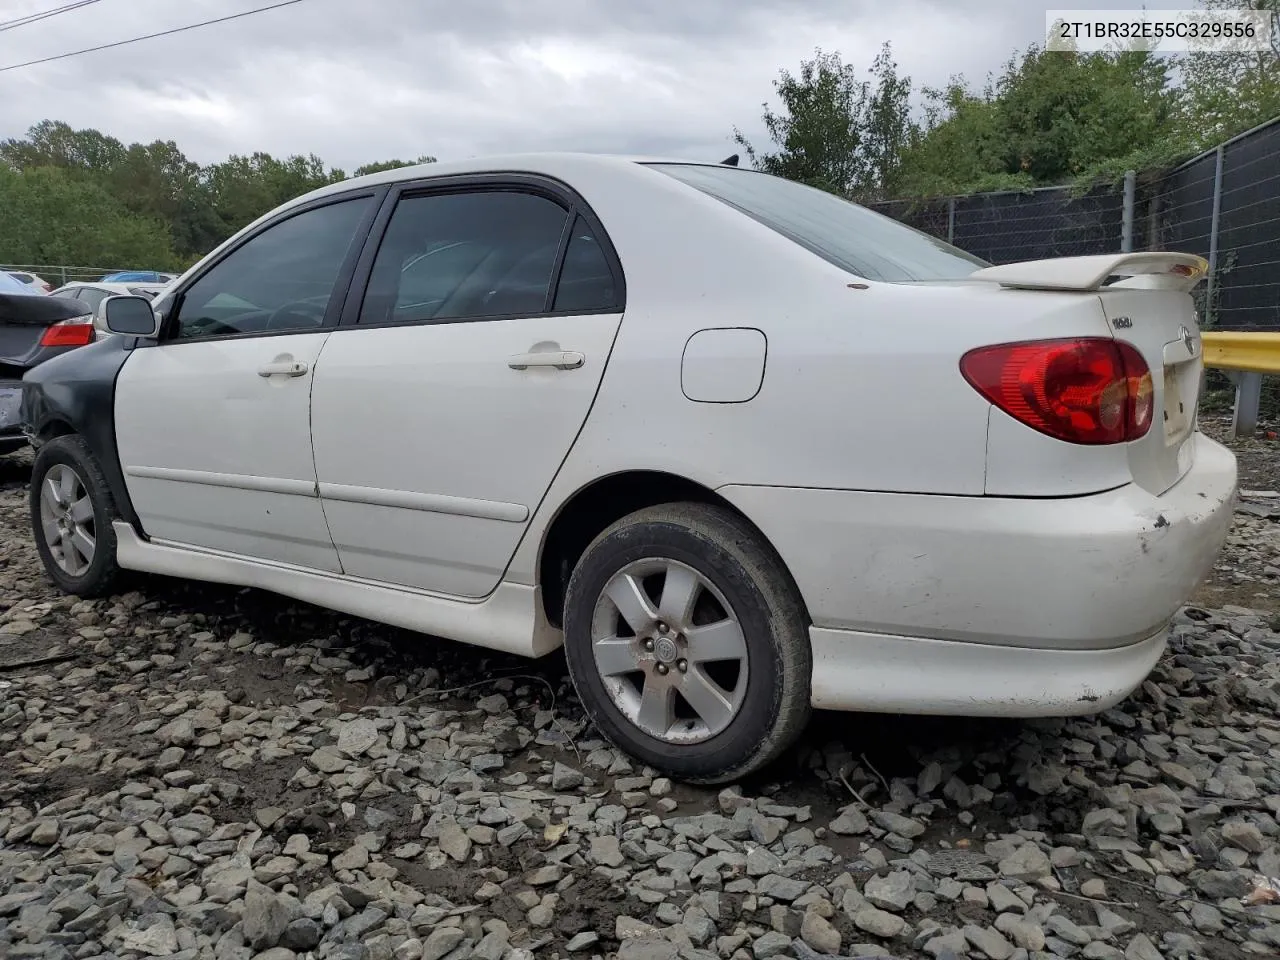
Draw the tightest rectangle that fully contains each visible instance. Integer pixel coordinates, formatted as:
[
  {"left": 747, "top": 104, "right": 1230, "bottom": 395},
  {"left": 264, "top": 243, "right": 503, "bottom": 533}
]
[
  {"left": 0, "top": 264, "right": 145, "bottom": 287},
  {"left": 870, "top": 116, "right": 1280, "bottom": 423}
]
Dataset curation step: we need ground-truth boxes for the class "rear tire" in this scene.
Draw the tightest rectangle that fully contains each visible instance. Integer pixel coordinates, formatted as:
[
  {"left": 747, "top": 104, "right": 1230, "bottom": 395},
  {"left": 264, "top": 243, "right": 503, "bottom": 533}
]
[
  {"left": 29, "top": 435, "right": 122, "bottom": 598},
  {"left": 562, "top": 502, "right": 811, "bottom": 784}
]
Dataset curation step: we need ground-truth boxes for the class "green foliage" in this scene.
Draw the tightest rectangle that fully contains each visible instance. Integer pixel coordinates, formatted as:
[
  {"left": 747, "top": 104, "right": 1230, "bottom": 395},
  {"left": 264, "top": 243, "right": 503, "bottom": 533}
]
[
  {"left": 352, "top": 156, "right": 437, "bottom": 177},
  {"left": 733, "top": 44, "right": 916, "bottom": 199},
  {"left": 0, "top": 165, "right": 176, "bottom": 268},
  {"left": 0, "top": 121, "right": 438, "bottom": 270}
]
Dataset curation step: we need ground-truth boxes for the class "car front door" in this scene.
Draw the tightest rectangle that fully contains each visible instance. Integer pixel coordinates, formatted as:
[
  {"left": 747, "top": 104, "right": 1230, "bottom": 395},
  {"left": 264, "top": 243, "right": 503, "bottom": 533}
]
[
  {"left": 113, "top": 190, "right": 382, "bottom": 571},
  {"left": 308, "top": 179, "right": 626, "bottom": 597}
]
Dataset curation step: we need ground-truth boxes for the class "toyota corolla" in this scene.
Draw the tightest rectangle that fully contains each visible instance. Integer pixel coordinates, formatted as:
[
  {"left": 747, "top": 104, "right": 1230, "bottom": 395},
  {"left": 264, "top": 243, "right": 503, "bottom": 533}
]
[{"left": 20, "top": 154, "right": 1236, "bottom": 783}]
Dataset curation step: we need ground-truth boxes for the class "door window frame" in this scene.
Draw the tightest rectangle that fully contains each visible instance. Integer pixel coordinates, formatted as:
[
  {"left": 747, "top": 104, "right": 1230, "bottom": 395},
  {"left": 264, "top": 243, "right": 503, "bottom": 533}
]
[
  {"left": 336, "top": 172, "right": 626, "bottom": 331},
  {"left": 151, "top": 185, "right": 390, "bottom": 347}
]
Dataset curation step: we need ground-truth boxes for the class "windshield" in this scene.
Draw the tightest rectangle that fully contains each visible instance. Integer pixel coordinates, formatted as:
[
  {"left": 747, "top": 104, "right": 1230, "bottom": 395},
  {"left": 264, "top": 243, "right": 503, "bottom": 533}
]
[{"left": 649, "top": 163, "right": 988, "bottom": 283}]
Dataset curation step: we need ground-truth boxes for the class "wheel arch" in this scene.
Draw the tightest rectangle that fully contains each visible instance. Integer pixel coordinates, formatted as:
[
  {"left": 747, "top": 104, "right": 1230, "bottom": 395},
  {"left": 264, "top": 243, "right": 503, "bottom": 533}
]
[
  {"left": 20, "top": 337, "right": 141, "bottom": 529},
  {"left": 536, "top": 469, "right": 810, "bottom": 630}
]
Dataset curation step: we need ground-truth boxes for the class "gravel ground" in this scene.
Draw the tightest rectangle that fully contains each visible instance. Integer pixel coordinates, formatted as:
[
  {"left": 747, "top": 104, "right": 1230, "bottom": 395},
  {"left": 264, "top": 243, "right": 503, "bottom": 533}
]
[{"left": 2, "top": 422, "right": 1279, "bottom": 960}]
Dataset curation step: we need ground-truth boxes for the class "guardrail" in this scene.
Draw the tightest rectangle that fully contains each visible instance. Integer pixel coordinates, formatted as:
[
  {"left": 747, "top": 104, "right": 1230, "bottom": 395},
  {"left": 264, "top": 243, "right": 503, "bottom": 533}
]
[{"left": 1200, "top": 331, "right": 1280, "bottom": 438}]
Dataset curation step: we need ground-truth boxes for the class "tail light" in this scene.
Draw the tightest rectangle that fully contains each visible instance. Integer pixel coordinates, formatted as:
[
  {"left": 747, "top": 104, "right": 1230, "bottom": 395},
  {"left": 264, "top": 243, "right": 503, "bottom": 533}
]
[
  {"left": 39, "top": 316, "right": 96, "bottom": 348},
  {"left": 960, "top": 337, "right": 1153, "bottom": 445}
]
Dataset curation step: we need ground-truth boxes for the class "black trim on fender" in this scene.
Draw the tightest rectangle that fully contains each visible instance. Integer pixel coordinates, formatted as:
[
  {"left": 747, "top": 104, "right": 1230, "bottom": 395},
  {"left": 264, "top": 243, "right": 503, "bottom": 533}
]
[{"left": 19, "top": 335, "right": 141, "bottom": 529}]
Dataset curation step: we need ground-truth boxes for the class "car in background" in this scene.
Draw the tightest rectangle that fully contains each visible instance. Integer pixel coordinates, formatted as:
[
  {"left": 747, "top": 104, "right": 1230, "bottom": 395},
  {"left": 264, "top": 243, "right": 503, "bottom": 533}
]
[
  {"left": 1, "top": 272, "right": 95, "bottom": 454},
  {"left": 100, "top": 271, "right": 177, "bottom": 284},
  {"left": 51, "top": 281, "right": 168, "bottom": 311},
  {"left": 6, "top": 270, "right": 54, "bottom": 294}
]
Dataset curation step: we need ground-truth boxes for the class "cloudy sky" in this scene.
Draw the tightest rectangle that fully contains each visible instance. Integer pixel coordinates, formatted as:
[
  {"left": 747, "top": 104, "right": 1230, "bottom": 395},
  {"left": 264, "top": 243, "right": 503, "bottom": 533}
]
[{"left": 1, "top": 0, "right": 1191, "bottom": 170}]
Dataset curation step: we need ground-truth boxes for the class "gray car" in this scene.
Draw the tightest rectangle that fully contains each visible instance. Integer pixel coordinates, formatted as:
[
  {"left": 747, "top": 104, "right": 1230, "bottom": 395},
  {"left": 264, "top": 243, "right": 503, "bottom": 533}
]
[{"left": 0, "top": 272, "right": 95, "bottom": 454}]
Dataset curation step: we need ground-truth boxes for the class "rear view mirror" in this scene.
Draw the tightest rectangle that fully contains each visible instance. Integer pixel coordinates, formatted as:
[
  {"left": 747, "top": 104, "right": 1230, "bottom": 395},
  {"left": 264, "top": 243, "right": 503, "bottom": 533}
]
[{"left": 100, "top": 295, "right": 161, "bottom": 337}]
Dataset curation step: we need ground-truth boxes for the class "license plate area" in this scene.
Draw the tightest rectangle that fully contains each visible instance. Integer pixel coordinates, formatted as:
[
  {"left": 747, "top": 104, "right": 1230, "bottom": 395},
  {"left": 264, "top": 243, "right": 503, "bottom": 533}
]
[{"left": 0, "top": 385, "right": 21, "bottom": 430}]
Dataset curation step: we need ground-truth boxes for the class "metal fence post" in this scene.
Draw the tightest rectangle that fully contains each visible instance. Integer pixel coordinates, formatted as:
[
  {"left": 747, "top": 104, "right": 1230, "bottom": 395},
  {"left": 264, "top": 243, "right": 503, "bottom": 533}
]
[
  {"left": 1232, "top": 371, "right": 1263, "bottom": 439},
  {"left": 1121, "top": 170, "right": 1136, "bottom": 252},
  {"left": 947, "top": 197, "right": 956, "bottom": 244},
  {"left": 1206, "top": 144, "right": 1225, "bottom": 326}
]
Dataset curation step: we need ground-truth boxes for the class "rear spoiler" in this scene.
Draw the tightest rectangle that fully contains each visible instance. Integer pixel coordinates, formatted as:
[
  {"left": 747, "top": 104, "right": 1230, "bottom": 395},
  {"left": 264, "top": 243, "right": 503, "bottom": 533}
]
[
  {"left": 0, "top": 292, "right": 92, "bottom": 326},
  {"left": 969, "top": 253, "right": 1209, "bottom": 294}
]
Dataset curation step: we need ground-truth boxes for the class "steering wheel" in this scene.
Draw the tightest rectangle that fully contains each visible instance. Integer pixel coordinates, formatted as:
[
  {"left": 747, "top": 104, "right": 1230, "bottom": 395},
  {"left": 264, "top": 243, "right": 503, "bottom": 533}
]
[{"left": 265, "top": 299, "right": 328, "bottom": 331}]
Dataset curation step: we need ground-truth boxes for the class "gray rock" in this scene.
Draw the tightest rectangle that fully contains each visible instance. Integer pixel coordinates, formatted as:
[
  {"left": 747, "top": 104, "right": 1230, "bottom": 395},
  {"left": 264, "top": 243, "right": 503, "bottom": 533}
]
[
  {"left": 421, "top": 927, "right": 465, "bottom": 960},
  {"left": 281, "top": 918, "right": 322, "bottom": 951},
  {"left": 963, "top": 925, "right": 1015, "bottom": 960},
  {"left": 800, "top": 911, "right": 842, "bottom": 955},
  {"left": 590, "top": 834, "right": 625, "bottom": 867},
  {"left": 830, "top": 805, "right": 870, "bottom": 835},
  {"left": 854, "top": 907, "right": 906, "bottom": 939},
  {"left": 986, "top": 883, "right": 1025, "bottom": 914},
  {"left": 998, "top": 843, "right": 1051, "bottom": 881},
  {"left": 242, "top": 883, "right": 303, "bottom": 951},
  {"left": 1125, "top": 933, "right": 1165, "bottom": 960},
  {"left": 337, "top": 718, "right": 378, "bottom": 757},
  {"left": 565, "top": 932, "right": 600, "bottom": 952},
  {"left": 552, "top": 762, "right": 584, "bottom": 791},
  {"left": 757, "top": 874, "right": 810, "bottom": 901},
  {"left": 118, "top": 914, "right": 179, "bottom": 956},
  {"left": 619, "top": 938, "right": 678, "bottom": 960},
  {"left": 995, "top": 914, "right": 1045, "bottom": 951},
  {"left": 1221, "top": 820, "right": 1265, "bottom": 853},
  {"left": 753, "top": 932, "right": 795, "bottom": 959},
  {"left": 870, "top": 811, "right": 925, "bottom": 839},
  {"left": 437, "top": 821, "right": 471, "bottom": 863},
  {"left": 864, "top": 872, "right": 914, "bottom": 912}
]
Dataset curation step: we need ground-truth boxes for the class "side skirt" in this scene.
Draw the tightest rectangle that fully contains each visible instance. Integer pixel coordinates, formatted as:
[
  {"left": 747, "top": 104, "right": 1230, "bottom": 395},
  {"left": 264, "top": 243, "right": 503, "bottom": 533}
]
[{"left": 112, "top": 522, "right": 563, "bottom": 658}]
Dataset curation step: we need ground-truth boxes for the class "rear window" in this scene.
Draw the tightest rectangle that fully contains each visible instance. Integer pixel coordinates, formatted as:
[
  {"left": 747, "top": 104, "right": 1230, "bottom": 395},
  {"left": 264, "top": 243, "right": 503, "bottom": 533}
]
[{"left": 648, "top": 163, "right": 988, "bottom": 283}]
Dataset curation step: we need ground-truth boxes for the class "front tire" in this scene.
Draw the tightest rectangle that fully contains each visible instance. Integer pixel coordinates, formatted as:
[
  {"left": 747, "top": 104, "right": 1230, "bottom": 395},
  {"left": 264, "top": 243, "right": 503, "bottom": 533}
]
[
  {"left": 562, "top": 502, "right": 811, "bottom": 784},
  {"left": 29, "top": 435, "right": 122, "bottom": 597}
]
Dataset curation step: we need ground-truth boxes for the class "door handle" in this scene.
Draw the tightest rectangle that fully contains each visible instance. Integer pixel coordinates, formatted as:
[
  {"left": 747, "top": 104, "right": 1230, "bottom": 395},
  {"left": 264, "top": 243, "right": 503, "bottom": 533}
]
[
  {"left": 508, "top": 351, "right": 585, "bottom": 371},
  {"left": 258, "top": 360, "right": 309, "bottom": 378}
]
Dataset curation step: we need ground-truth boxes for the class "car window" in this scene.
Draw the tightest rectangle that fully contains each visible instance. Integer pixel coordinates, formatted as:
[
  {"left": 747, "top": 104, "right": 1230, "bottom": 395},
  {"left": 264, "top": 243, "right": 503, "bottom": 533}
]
[
  {"left": 77, "top": 287, "right": 110, "bottom": 311},
  {"left": 358, "top": 190, "right": 570, "bottom": 325},
  {"left": 171, "top": 196, "right": 372, "bottom": 340},
  {"left": 648, "top": 163, "right": 988, "bottom": 283},
  {"left": 554, "top": 216, "right": 619, "bottom": 312}
]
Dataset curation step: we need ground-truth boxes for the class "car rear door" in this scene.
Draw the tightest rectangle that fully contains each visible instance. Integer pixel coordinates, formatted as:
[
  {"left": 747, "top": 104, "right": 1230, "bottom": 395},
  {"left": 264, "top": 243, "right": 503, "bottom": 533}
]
[
  {"left": 113, "top": 189, "right": 383, "bottom": 571},
  {"left": 308, "top": 177, "right": 626, "bottom": 597}
]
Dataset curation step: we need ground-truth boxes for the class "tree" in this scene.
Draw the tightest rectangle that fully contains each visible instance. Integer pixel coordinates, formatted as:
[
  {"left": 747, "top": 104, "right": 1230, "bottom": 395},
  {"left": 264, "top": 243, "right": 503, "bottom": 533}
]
[
  {"left": 861, "top": 44, "right": 915, "bottom": 199},
  {"left": 206, "top": 152, "right": 346, "bottom": 236},
  {"left": 0, "top": 165, "right": 178, "bottom": 268},
  {"left": 890, "top": 45, "right": 1177, "bottom": 196},
  {"left": 733, "top": 48, "right": 871, "bottom": 196},
  {"left": 352, "top": 156, "right": 437, "bottom": 177},
  {"left": 1174, "top": 0, "right": 1280, "bottom": 148}
]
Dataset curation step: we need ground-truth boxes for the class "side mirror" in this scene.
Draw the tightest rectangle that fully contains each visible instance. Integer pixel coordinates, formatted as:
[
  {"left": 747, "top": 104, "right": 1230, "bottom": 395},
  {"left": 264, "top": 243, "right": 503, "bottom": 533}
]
[{"left": 99, "top": 295, "right": 161, "bottom": 337}]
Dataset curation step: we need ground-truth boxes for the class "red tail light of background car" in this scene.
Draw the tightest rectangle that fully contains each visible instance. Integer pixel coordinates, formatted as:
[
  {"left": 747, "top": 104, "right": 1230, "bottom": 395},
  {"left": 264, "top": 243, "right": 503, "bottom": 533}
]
[{"left": 39, "top": 316, "right": 97, "bottom": 348}]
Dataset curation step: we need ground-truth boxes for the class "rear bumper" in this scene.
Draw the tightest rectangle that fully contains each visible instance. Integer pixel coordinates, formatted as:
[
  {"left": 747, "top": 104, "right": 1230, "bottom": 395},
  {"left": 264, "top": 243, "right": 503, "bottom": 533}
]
[
  {"left": 718, "top": 431, "right": 1237, "bottom": 653},
  {"left": 808, "top": 624, "right": 1168, "bottom": 715}
]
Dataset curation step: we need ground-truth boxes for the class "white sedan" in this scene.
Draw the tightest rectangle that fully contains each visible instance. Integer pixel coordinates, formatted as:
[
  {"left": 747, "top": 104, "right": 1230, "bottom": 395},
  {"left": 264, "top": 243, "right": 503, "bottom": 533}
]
[{"left": 20, "top": 153, "right": 1237, "bottom": 783}]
